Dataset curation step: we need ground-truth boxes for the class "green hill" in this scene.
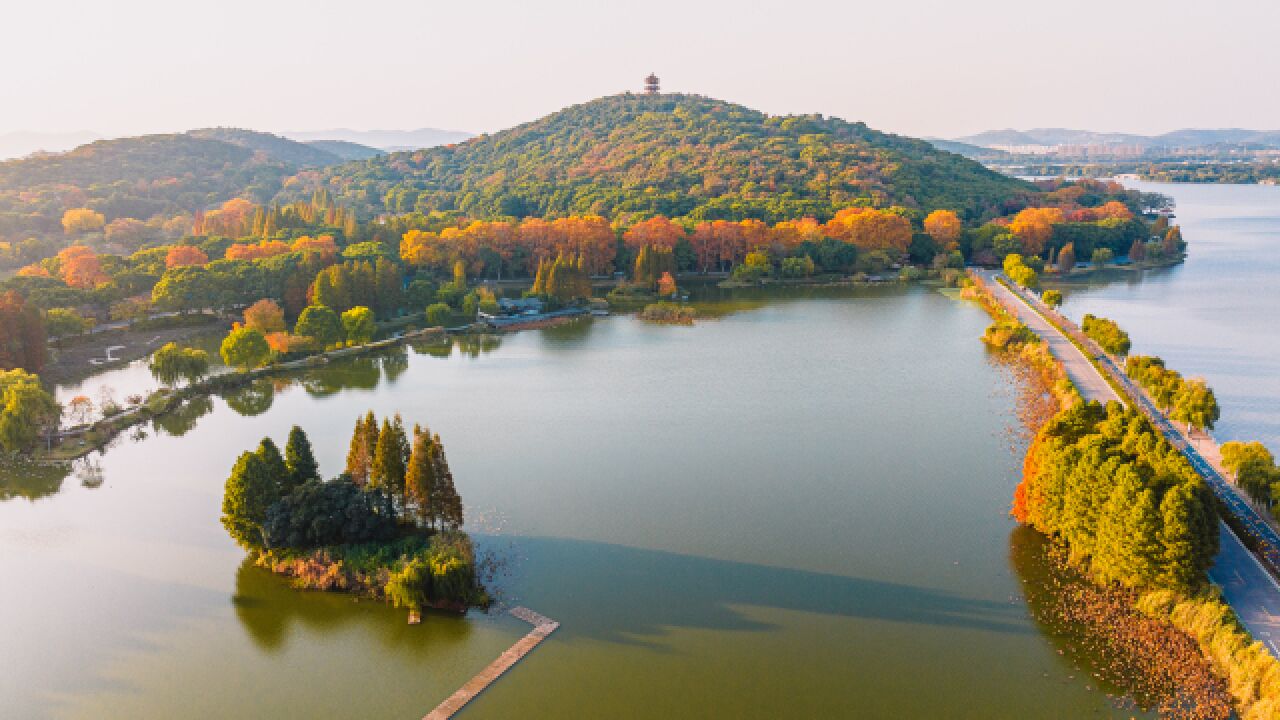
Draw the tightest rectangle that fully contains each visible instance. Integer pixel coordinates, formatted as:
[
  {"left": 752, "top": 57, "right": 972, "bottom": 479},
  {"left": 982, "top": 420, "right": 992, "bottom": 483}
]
[
  {"left": 187, "top": 127, "right": 345, "bottom": 167},
  {"left": 286, "top": 93, "right": 1034, "bottom": 223},
  {"left": 304, "top": 139, "right": 385, "bottom": 161},
  {"left": 0, "top": 130, "right": 346, "bottom": 241}
]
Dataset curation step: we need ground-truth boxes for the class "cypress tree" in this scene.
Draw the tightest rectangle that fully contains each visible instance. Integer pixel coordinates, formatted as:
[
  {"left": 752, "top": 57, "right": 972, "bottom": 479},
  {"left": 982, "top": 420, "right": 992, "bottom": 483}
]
[
  {"left": 371, "top": 419, "right": 407, "bottom": 506},
  {"left": 1092, "top": 467, "right": 1142, "bottom": 585},
  {"left": 531, "top": 258, "right": 548, "bottom": 295},
  {"left": 345, "top": 411, "right": 377, "bottom": 486},
  {"left": 1057, "top": 242, "right": 1076, "bottom": 274},
  {"left": 1158, "top": 484, "right": 1201, "bottom": 590},
  {"left": 374, "top": 258, "right": 403, "bottom": 319},
  {"left": 1126, "top": 488, "right": 1163, "bottom": 587},
  {"left": 405, "top": 430, "right": 437, "bottom": 527},
  {"left": 255, "top": 437, "right": 289, "bottom": 496},
  {"left": 545, "top": 256, "right": 563, "bottom": 300},
  {"left": 284, "top": 425, "right": 319, "bottom": 492},
  {"left": 429, "top": 434, "right": 463, "bottom": 530},
  {"left": 452, "top": 260, "right": 467, "bottom": 291}
]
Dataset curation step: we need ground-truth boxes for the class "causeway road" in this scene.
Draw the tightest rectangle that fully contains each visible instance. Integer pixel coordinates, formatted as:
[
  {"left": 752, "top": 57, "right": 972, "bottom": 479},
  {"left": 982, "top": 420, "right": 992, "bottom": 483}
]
[
  {"left": 977, "top": 269, "right": 1280, "bottom": 657},
  {"left": 976, "top": 270, "right": 1120, "bottom": 404}
]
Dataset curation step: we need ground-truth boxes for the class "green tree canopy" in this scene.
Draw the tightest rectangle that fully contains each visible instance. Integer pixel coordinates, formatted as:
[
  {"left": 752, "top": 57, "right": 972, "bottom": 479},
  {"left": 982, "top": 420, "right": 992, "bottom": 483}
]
[
  {"left": 0, "top": 369, "right": 60, "bottom": 453},
  {"left": 220, "top": 326, "right": 270, "bottom": 370},
  {"left": 294, "top": 304, "right": 343, "bottom": 349},
  {"left": 341, "top": 306, "right": 376, "bottom": 345}
]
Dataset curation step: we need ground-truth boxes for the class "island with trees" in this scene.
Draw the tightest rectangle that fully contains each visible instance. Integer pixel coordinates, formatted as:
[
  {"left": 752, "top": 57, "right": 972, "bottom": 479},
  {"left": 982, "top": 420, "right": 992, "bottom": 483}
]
[{"left": 221, "top": 413, "right": 484, "bottom": 616}]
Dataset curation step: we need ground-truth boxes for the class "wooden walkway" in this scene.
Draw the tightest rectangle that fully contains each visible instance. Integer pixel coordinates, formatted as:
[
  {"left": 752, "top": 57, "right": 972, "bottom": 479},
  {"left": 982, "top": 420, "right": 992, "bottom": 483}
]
[{"left": 423, "top": 607, "right": 559, "bottom": 720}]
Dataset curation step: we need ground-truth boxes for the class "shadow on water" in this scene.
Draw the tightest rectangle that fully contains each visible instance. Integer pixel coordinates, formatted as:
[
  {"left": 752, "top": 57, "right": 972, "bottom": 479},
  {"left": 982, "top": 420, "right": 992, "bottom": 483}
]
[{"left": 489, "top": 535, "right": 1029, "bottom": 649}]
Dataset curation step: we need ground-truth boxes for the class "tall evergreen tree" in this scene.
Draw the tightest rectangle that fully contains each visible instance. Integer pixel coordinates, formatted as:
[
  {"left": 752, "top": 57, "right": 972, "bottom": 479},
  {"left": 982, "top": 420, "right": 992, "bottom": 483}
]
[
  {"left": 345, "top": 411, "right": 377, "bottom": 486},
  {"left": 284, "top": 425, "right": 319, "bottom": 492},
  {"left": 1056, "top": 242, "right": 1076, "bottom": 274},
  {"left": 1092, "top": 468, "right": 1142, "bottom": 585},
  {"left": 1158, "top": 484, "right": 1202, "bottom": 590},
  {"left": 374, "top": 258, "right": 404, "bottom": 319},
  {"left": 256, "top": 437, "right": 289, "bottom": 494},
  {"left": 429, "top": 433, "right": 464, "bottom": 530},
  {"left": 1125, "top": 488, "right": 1163, "bottom": 587},
  {"left": 371, "top": 418, "right": 408, "bottom": 507},
  {"left": 405, "top": 430, "right": 437, "bottom": 527}
]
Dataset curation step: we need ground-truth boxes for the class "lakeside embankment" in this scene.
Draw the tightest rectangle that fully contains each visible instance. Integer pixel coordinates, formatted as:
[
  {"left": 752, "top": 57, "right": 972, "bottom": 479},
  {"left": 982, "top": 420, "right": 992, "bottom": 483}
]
[
  {"left": 969, "top": 272, "right": 1280, "bottom": 718},
  {"left": 39, "top": 325, "right": 447, "bottom": 463}
]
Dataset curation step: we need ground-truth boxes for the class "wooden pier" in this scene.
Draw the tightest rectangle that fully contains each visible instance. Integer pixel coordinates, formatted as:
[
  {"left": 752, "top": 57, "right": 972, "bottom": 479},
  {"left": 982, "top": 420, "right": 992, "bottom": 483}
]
[{"left": 423, "top": 607, "right": 559, "bottom": 720}]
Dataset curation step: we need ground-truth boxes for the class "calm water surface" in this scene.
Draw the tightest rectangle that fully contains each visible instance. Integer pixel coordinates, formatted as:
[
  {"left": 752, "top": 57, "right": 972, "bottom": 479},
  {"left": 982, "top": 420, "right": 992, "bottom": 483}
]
[
  {"left": 1057, "top": 181, "right": 1280, "bottom": 453},
  {"left": 2, "top": 285, "right": 1133, "bottom": 718}
]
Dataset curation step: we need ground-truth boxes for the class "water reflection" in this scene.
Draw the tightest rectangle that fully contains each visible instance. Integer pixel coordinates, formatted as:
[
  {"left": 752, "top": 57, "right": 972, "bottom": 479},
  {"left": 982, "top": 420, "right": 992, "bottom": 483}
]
[
  {"left": 223, "top": 379, "right": 277, "bottom": 417},
  {"left": 410, "top": 334, "right": 504, "bottom": 359},
  {"left": 231, "top": 558, "right": 476, "bottom": 654},
  {"left": 152, "top": 395, "right": 214, "bottom": 437},
  {"left": 0, "top": 459, "right": 72, "bottom": 501}
]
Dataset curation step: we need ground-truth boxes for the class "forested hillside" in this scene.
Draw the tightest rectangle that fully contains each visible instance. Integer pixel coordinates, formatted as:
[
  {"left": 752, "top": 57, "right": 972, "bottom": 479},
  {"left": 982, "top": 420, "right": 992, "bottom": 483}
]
[
  {"left": 0, "top": 130, "right": 352, "bottom": 264},
  {"left": 286, "top": 93, "right": 1034, "bottom": 223}
]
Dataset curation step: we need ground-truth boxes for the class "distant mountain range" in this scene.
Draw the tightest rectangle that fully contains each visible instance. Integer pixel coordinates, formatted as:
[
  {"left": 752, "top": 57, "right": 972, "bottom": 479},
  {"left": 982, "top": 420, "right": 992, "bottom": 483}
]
[
  {"left": 281, "top": 128, "right": 474, "bottom": 152},
  {"left": 0, "top": 126, "right": 474, "bottom": 161},
  {"left": 957, "top": 128, "right": 1280, "bottom": 150},
  {"left": 0, "top": 131, "right": 103, "bottom": 161}
]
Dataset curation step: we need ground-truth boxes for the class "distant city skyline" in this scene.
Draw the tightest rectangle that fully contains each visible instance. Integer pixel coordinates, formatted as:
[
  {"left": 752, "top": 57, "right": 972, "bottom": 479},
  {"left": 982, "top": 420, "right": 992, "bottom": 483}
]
[{"left": 4, "top": 0, "right": 1278, "bottom": 141}]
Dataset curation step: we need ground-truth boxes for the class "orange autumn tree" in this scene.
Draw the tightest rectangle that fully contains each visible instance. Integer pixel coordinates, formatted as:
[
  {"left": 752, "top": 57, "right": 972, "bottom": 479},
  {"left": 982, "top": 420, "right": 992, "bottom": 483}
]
[
  {"left": 197, "top": 198, "right": 257, "bottom": 238},
  {"left": 226, "top": 239, "right": 291, "bottom": 261},
  {"left": 551, "top": 216, "right": 615, "bottom": 275},
  {"left": 623, "top": 216, "right": 685, "bottom": 252},
  {"left": 1009, "top": 207, "right": 1064, "bottom": 256},
  {"left": 243, "top": 299, "right": 286, "bottom": 334},
  {"left": 291, "top": 235, "right": 338, "bottom": 259},
  {"left": 923, "top": 210, "right": 962, "bottom": 251},
  {"left": 58, "top": 245, "right": 107, "bottom": 288},
  {"left": 690, "top": 220, "right": 744, "bottom": 272},
  {"left": 657, "top": 271, "right": 677, "bottom": 297},
  {"left": 17, "top": 265, "right": 52, "bottom": 278},
  {"left": 823, "top": 208, "right": 912, "bottom": 253},
  {"left": 772, "top": 218, "right": 823, "bottom": 250},
  {"left": 165, "top": 245, "right": 209, "bottom": 269}
]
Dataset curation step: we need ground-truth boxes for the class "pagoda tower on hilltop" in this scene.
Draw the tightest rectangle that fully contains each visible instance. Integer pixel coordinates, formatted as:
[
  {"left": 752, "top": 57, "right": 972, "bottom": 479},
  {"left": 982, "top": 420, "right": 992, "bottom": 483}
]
[{"left": 644, "top": 73, "right": 660, "bottom": 95}]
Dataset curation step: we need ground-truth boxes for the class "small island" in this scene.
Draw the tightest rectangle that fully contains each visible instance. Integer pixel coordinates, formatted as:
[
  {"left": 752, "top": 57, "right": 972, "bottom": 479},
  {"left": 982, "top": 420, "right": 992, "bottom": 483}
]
[{"left": 220, "top": 412, "right": 486, "bottom": 617}]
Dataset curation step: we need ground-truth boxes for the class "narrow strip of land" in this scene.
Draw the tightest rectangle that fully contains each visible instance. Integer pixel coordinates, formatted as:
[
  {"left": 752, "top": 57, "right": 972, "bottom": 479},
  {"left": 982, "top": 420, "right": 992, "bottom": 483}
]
[
  {"left": 979, "top": 269, "right": 1280, "bottom": 656},
  {"left": 423, "top": 606, "right": 560, "bottom": 720},
  {"left": 976, "top": 270, "right": 1120, "bottom": 404}
]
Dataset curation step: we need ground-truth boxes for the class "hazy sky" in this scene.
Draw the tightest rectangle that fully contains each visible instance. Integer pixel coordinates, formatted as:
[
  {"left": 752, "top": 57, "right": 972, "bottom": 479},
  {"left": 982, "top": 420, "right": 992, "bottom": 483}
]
[{"left": 3, "top": 0, "right": 1278, "bottom": 139}]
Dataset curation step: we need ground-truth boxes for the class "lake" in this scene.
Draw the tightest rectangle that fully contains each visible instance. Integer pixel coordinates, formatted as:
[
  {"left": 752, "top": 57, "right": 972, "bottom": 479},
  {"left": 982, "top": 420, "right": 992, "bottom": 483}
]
[
  {"left": 1056, "top": 181, "right": 1280, "bottom": 454},
  {"left": 4, "top": 286, "right": 1139, "bottom": 718}
]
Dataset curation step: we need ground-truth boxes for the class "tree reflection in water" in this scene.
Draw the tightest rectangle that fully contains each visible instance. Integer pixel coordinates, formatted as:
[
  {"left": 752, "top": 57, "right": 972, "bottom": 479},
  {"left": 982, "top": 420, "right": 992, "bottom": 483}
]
[
  {"left": 222, "top": 378, "right": 277, "bottom": 417},
  {"left": 152, "top": 395, "right": 214, "bottom": 437},
  {"left": 0, "top": 458, "right": 72, "bottom": 501}
]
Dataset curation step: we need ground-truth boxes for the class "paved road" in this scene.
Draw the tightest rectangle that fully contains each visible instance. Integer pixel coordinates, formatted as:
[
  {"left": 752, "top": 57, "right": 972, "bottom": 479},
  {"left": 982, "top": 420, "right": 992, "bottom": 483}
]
[
  {"left": 982, "top": 270, "right": 1280, "bottom": 655},
  {"left": 1210, "top": 522, "right": 1280, "bottom": 656},
  {"left": 977, "top": 270, "right": 1120, "bottom": 404}
]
